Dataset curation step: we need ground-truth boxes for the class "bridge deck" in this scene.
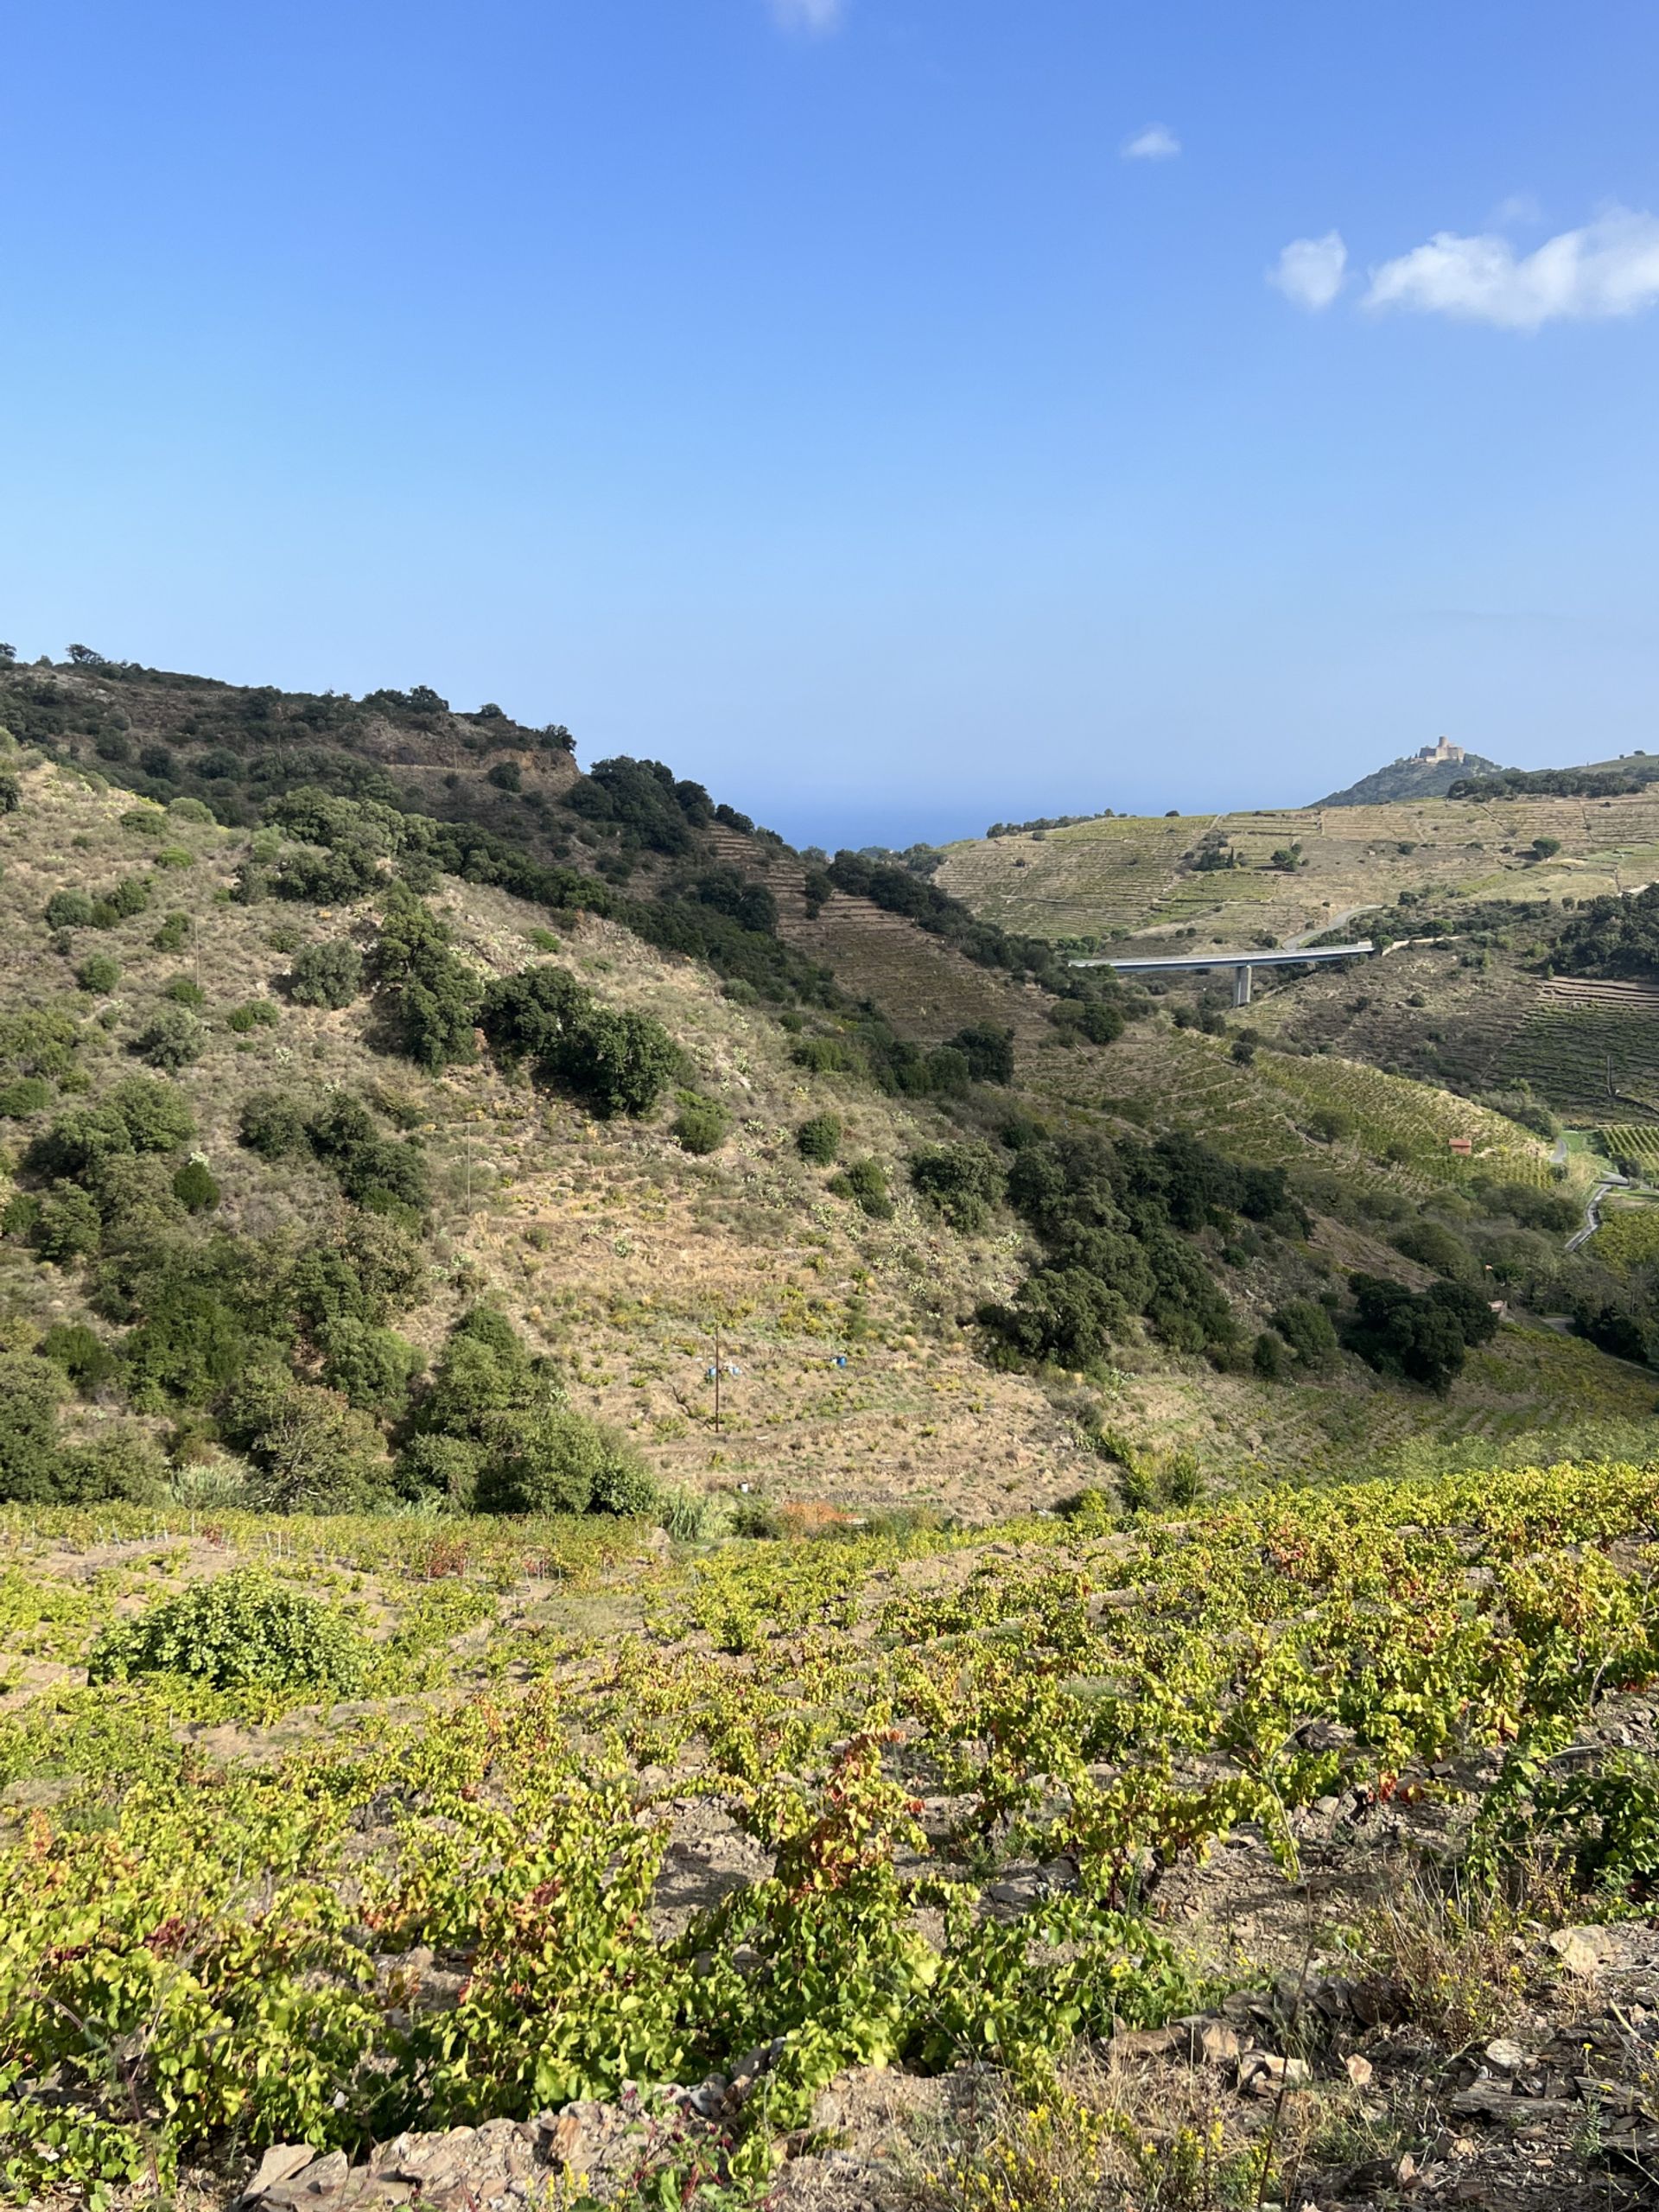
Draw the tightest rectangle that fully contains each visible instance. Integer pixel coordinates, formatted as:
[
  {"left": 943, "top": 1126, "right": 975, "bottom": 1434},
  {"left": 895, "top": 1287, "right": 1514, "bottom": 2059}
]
[{"left": 1070, "top": 940, "right": 1374, "bottom": 973}]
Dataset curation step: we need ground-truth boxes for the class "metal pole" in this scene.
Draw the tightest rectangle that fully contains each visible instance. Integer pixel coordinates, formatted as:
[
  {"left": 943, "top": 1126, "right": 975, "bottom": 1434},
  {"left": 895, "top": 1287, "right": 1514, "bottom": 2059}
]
[{"left": 714, "top": 1330, "right": 721, "bottom": 1436}]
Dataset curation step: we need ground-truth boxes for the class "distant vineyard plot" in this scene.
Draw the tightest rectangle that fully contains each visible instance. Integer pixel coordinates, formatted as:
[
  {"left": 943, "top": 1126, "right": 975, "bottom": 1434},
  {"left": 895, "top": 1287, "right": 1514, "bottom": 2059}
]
[
  {"left": 1499, "top": 986, "right": 1659, "bottom": 1123},
  {"left": 937, "top": 787, "right": 1659, "bottom": 951}
]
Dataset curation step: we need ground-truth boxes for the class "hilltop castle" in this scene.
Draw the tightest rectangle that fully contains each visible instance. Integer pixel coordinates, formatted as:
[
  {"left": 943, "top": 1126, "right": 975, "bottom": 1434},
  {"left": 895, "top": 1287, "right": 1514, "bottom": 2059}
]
[{"left": 1412, "top": 736, "right": 1465, "bottom": 766}]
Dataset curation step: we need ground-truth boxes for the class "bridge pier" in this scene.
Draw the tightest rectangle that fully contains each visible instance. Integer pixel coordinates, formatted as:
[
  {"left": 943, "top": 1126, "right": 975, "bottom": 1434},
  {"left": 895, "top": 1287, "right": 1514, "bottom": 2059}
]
[{"left": 1233, "top": 964, "right": 1252, "bottom": 1009}]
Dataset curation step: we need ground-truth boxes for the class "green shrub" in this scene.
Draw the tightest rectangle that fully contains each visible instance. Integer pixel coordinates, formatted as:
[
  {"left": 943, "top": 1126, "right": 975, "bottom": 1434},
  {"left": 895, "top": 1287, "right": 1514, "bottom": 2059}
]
[
  {"left": 394, "top": 1433, "right": 484, "bottom": 1510},
  {"left": 793, "top": 1035, "right": 859, "bottom": 1075},
  {"left": 133, "top": 1007, "right": 205, "bottom": 1071},
  {"left": 979, "top": 1266, "right": 1126, "bottom": 1368},
  {"left": 33, "top": 1183, "right": 103, "bottom": 1262},
  {"left": 475, "top": 1406, "right": 654, "bottom": 1516},
  {"left": 0, "top": 771, "right": 19, "bottom": 815},
  {"left": 0, "top": 1192, "right": 41, "bottom": 1239},
  {"left": 93, "top": 876, "right": 152, "bottom": 926},
  {"left": 152, "top": 911, "right": 189, "bottom": 952},
  {"left": 38, "top": 1322, "right": 118, "bottom": 1394},
  {"left": 88, "top": 1154, "right": 187, "bottom": 1237},
  {"left": 215, "top": 1370, "right": 392, "bottom": 1513},
  {"left": 156, "top": 847, "right": 195, "bottom": 869},
  {"left": 163, "top": 976, "right": 207, "bottom": 1007},
  {"left": 44, "top": 889, "right": 95, "bottom": 931},
  {"left": 316, "top": 1316, "right": 423, "bottom": 1417},
  {"left": 74, "top": 952, "right": 120, "bottom": 993},
  {"left": 54, "top": 1427, "right": 172, "bottom": 1506},
  {"left": 796, "top": 1113, "right": 842, "bottom": 1164},
  {"left": 109, "top": 1074, "right": 196, "bottom": 1152},
  {"left": 950, "top": 1022, "right": 1017, "bottom": 1084},
  {"left": 168, "top": 796, "right": 215, "bottom": 823},
  {"left": 0, "top": 1350, "right": 67, "bottom": 1501},
  {"left": 1163, "top": 1451, "right": 1203, "bottom": 1506},
  {"left": 1252, "top": 1331, "right": 1285, "bottom": 1379},
  {"left": 828, "top": 1156, "right": 892, "bottom": 1219},
  {"left": 0, "top": 1077, "right": 51, "bottom": 1116},
  {"left": 239, "top": 1088, "right": 311, "bottom": 1158},
  {"left": 1392, "top": 1218, "right": 1477, "bottom": 1282},
  {"left": 1271, "top": 1298, "right": 1340, "bottom": 1367},
  {"left": 306, "top": 1092, "right": 430, "bottom": 1215},
  {"left": 172, "top": 1159, "right": 221, "bottom": 1212},
  {"left": 288, "top": 940, "right": 364, "bottom": 1009},
  {"left": 87, "top": 1567, "right": 369, "bottom": 1694},
  {"left": 226, "top": 1000, "right": 280, "bottom": 1033},
  {"left": 909, "top": 1141, "right": 1005, "bottom": 1231},
  {"left": 479, "top": 965, "right": 679, "bottom": 1117},
  {"left": 370, "top": 883, "right": 480, "bottom": 1071},
  {"left": 418, "top": 1307, "right": 538, "bottom": 1436},
  {"left": 672, "top": 1094, "right": 730, "bottom": 1154},
  {"left": 283, "top": 1217, "right": 428, "bottom": 1332},
  {"left": 1344, "top": 1274, "right": 1500, "bottom": 1391}
]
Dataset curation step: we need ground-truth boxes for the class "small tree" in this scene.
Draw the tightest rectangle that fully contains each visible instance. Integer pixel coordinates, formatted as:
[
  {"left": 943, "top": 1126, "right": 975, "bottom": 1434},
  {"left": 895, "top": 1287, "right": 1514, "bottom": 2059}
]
[
  {"left": 829, "top": 1156, "right": 893, "bottom": 1219},
  {"left": 74, "top": 952, "right": 120, "bottom": 993},
  {"left": 133, "top": 1007, "right": 204, "bottom": 1071},
  {"left": 909, "top": 1141, "right": 1005, "bottom": 1231},
  {"left": 370, "top": 882, "right": 480, "bottom": 1071},
  {"left": 289, "top": 939, "right": 365, "bottom": 1009},
  {"left": 172, "top": 1158, "right": 221, "bottom": 1212},
  {"left": 796, "top": 1112, "right": 842, "bottom": 1164},
  {"left": 672, "top": 1095, "right": 730, "bottom": 1154}
]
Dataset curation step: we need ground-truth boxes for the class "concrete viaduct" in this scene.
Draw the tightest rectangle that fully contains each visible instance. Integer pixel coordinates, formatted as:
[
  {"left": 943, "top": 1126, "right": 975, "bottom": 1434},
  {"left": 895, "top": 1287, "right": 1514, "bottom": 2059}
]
[{"left": 1068, "top": 940, "right": 1376, "bottom": 1008}]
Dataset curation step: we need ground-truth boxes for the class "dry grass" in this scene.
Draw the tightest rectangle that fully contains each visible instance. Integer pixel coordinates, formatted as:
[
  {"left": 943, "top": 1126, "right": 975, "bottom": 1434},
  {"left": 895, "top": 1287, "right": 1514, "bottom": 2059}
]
[
  {"left": 901, "top": 2052, "right": 1308, "bottom": 2212},
  {"left": 1345, "top": 1873, "right": 1530, "bottom": 2052}
]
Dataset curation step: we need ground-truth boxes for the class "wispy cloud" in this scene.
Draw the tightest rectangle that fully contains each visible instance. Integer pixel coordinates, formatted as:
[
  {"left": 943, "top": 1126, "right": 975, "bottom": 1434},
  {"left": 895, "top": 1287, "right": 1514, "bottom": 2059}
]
[
  {"left": 1268, "top": 231, "right": 1348, "bottom": 312},
  {"left": 1120, "top": 124, "right": 1180, "bottom": 162},
  {"left": 766, "top": 0, "right": 844, "bottom": 31},
  {"left": 1364, "top": 207, "right": 1659, "bottom": 328}
]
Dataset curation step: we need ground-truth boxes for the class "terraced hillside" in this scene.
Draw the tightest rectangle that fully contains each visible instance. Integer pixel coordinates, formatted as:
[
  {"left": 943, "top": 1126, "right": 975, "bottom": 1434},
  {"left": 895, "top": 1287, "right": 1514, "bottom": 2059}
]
[
  {"left": 0, "top": 747, "right": 1646, "bottom": 1518},
  {"left": 937, "top": 789, "right": 1659, "bottom": 951},
  {"left": 1503, "top": 981, "right": 1659, "bottom": 1121},
  {"left": 697, "top": 826, "right": 1057, "bottom": 1049}
]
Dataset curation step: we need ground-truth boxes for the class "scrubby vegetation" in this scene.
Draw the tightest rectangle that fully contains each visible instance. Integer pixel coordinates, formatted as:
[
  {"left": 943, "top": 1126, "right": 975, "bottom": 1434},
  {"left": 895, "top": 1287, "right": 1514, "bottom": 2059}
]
[{"left": 3, "top": 671, "right": 1659, "bottom": 2209}]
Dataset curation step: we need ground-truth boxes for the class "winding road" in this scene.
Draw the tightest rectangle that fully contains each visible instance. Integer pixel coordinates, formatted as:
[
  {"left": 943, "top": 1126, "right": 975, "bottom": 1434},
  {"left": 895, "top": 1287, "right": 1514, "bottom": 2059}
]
[{"left": 1566, "top": 1172, "right": 1630, "bottom": 1254}]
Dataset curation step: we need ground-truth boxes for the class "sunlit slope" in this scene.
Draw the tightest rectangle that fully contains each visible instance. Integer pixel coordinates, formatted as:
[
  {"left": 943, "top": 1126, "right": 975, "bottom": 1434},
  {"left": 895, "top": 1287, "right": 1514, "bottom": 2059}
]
[{"left": 936, "top": 790, "right": 1659, "bottom": 949}]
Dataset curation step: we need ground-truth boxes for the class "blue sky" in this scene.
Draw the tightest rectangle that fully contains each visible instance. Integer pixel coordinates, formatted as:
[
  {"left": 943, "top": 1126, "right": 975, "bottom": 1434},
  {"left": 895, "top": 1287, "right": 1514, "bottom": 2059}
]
[{"left": 4, "top": 1, "right": 1659, "bottom": 848}]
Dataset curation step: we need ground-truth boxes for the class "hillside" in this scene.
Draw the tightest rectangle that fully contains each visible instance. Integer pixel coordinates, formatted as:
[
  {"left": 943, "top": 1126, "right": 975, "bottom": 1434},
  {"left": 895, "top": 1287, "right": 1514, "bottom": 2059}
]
[
  {"left": 1315, "top": 744, "right": 1505, "bottom": 807},
  {"left": 2, "top": 652, "right": 1655, "bottom": 1496},
  {"left": 1, "top": 672, "right": 1658, "bottom": 2212},
  {"left": 933, "top": 789, "right": 1659, "bottom": 956}
]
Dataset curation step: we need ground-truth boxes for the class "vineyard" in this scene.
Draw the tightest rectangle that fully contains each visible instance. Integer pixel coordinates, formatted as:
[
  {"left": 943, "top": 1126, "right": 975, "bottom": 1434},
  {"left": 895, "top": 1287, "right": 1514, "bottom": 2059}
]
[
  {"left": 1255, "top": 1052, "right": 1555, "bottom": 1187},
  {"left": 1496, "top": 997, "right": 1659, "bottom": 1125},
  {"left": 1600, "top": 1128, "right": 1659, "bottom": 1176},
  {"left": 5, "top": 1459, "right": 1659, "bottom": 2208},
  {"left": 935, "top": 787, "right": 1659, "bottom": 952}
]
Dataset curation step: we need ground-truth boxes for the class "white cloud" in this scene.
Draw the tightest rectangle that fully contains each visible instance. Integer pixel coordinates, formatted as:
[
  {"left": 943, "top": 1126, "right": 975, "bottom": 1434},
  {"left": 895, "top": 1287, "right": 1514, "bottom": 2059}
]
[
  {"left": 766, "top": 0, "right": 843, "bottom": 30},
  {"left": 1268, "top": 231, "right": 1348, "bottom": 312},
  {"left": 1364, "top": 207, "right": 1659, "bottom": 329},
  {"left": 1120, "top": 124, "right": 1180, "bottom": 162}
]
